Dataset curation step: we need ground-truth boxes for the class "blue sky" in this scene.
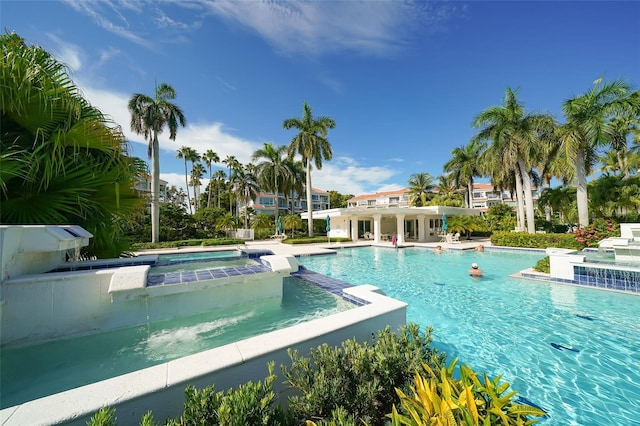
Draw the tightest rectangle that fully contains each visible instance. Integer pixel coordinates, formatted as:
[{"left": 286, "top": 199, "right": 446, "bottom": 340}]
[{"left": 4, "top": 1, "right": 640, "bottom": 196}]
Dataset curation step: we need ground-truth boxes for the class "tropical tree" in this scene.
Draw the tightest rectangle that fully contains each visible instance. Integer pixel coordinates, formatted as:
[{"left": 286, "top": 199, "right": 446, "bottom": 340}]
[
  {"left": 282, "top": 158, "right": 306, "bottom": 214},
  {"left": 282, "top": 214, "right": 303, "bottom": 236},
  {"left": 222, "top": 155, "right": 241, "bottom": 214},
  {"left": 165, "top": 185, "right": 188, "bottom": 208},
  {"left": 203, "top": 149, "right": 220, "bottom": 208},
  {"left": 190, "top": 161, "right": 206, "bottom": 211},
  {"left": 406, "top": 172, "right": 435, "bottom": 207},
  {"left": 328, "top": 190, "right": 353, "bottom": 209},
  {"left": 560, "top": 78, "right": 639, "bottom": 227},
  {"left": 215, "top": 212, "right": 240, "bottom": 234},
  {"left": 443, "top": 140, "right": 484, "bottom": 208},
  {"left": 603, "top": 112, "right": 640, "bottom": 180},
  {"left": 250, "top": 213, "right": 273, "bottom": 236},
  {"left": 473, "top": 87, "right": 555, "bottom": 233},
  {"left": 252, "top": 143, "right": 290, "bottom": 233},
  {"left": 210, "top": 169, "right": 227, "bottom": 209},
  {"left": 129, "top": 82, "right": 186, "bottom": 242},
  {"left": 428, "top": 174, "right": 465, "bottom": 207},
  {"left": 232, "top": 165, "right": 259, "bottom": 229},
  {"left": 536, "top": 127, "right": 573, "bottom": 221},
  {"left": 1, "top": 31, "right": 145, "bottom": 257},
  {"left": 537, "top": 186, "right": 577, "bottom": 225},
  {"left": 176, "top": 146, "right": 199, "bottom": 214},
  {"left": 284, "top": 101, "right": 336, "bottom": 237}
]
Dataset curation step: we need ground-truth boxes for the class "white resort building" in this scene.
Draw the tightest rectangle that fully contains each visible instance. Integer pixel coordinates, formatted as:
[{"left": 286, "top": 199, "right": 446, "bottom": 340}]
[{"left": 305, "top": 188, "right": 479, "bottom": 245}]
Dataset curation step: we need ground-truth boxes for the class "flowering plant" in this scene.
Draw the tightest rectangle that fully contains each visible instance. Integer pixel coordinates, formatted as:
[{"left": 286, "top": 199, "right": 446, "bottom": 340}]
[{"left": 574, "top": 219, "right": 619, "bottom": 249}]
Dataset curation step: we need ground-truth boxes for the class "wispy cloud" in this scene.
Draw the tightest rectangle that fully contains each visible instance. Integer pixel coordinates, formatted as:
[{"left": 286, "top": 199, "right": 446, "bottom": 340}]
[
  {"left": 204, "top": 0, "right": 460, "bottom": 58},
  {"left": 47, "top": 33, "right": 83, "bottom": 71},
  {"left": 216, "top": 75, "right": 237, "bottom": 92},
  {"left": 62, "top": 0, "right": 155, "bottom": 48}
]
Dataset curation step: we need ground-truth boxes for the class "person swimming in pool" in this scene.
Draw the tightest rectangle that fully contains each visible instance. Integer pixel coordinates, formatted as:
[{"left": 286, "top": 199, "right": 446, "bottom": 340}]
[
  {"left": 468, "top": 263, "right": 483, "bottom": 277},
  {"left": 434, "top": 245, "right": 443, "bottom": 253}
]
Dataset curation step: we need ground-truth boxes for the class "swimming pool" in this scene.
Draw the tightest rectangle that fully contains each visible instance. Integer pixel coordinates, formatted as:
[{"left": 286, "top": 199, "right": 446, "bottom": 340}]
[
  {"left": 298, "top": 247, "right": 640, "bottom": 425},
  {"left": 0, "top": 277, "right": 356, "bottom": 409}
]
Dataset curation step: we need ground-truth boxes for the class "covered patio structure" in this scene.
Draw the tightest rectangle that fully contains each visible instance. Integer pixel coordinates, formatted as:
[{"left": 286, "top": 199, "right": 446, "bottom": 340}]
[{"left": 302, "top": 206, "right": 480, "bottom": 245}]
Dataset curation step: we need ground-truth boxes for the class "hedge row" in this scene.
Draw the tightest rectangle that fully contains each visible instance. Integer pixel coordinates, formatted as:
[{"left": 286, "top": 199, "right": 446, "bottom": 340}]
[
  {"left": 490, "top": 232, "right": 582, "bottom": 250},
  {"left": 130, "top": 238, "right": 245, "bottom": 250}
]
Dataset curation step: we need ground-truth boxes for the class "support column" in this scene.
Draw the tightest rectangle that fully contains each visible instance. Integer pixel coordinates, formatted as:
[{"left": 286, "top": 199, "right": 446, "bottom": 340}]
[
  {"left": 417, "top": 215, "right": 426, "bottom": 242},
  {"left": 373, "top": 214, "right": 382, "bottom": 243},
  {"left": 395, "top": 213, "right": 406, "bottom": 245},
  {"left": 350, "top": 217, "right": 358, "bottom": 242}
]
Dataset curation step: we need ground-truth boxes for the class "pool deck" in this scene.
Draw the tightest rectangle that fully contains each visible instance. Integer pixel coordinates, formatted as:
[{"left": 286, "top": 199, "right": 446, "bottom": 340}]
[{"left": 135, "top": 237, "right": 493, "bottom": 258}]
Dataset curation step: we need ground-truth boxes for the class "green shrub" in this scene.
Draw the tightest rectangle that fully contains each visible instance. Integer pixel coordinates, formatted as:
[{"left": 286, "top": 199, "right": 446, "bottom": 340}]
[
  {"left": 490, "top": 232, "right": 582, "bottom": 250},
  {"left": 131, "top": 238, "right": 244, "bottom": 250},
  {"left": 87, "top": 407, "right": 117, "bottom": 426},
  {"left": 173, "top": 362, "right": 285, "bottom": 426},
  {"left": 533, "top": 256, "right": 550, "bottom": 274},
  {"left": 388, "top": 359, "right": 546, "bottom": 425},
  {"left": 282, "top": 323, "right": 445, "bottom": 426}
]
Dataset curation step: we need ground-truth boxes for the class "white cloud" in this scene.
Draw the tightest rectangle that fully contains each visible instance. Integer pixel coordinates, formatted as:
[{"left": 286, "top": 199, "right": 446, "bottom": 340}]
[
  {"left": 311, "top": 159, "right": 399, "bottom": 195},
  {"left": 203, "top": 1, "right": 438, "bottom": 57},
  {"left": 47, "top": 33, "right": 83, "bottom": 71}
]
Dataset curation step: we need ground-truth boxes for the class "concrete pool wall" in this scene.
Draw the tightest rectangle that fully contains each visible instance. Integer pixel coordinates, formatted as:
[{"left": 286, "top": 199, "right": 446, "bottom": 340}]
[
  {"left": 1, "top": 284, "right": 406, "bottom": 425},
  {"left": 0, "top": 225, "right": 408, "bottom": 425},
  {"left": 1, "top": 254, "right": 292, "bottom": 348}
]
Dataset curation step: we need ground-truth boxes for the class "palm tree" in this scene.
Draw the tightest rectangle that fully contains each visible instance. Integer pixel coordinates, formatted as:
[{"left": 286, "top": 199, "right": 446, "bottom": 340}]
[
  {"left": 443, "top": 140, "right": 484, "bottom": 208},
  {"left": 429, "top": 174, "right": 465, "bottom": 207},
  {"left": 406, "top": 172, "right": 435, "bottom": 206},
  {"left": 282, "top": 214, "right": 303, "bottom": 236},
  {"left": 211, "top": 169, "right": 227, "bottom": 209},
  {"left": 252, "top": 143, "right": 290, "bottom": 233},
  {"left": 560, "top": 78, "right": 638, "bottom": 227},
  {"left": 203, "top": 149, "right": 220, "bottom": 208},
  {"left": 176, "top": 146, "right": 199, "bottom": 214},
  {"left": 603, "top": 113, "right": 640, "bottom": 180},
  {"left": 284, "top": 101, "right": 336, "bottom": 237},
  {"left": 215, "top": 212, "right": 239, "bottom": 235},
  {"left": 129, "top": 82, "right": 186, "bottom": 242},
  {"left": 1, "top": 32, "right": 145, "bottom": 257},
  {"left": 536, "top": 127, "right": 573, "bottom": 221},
  {"left": 473, "top": 87, "right": 555, "bottom": 233},
  {"left": 232, "top": 165, "right": 259, "bottom": 229},
  {"left": 250, "top": 213, "right": 273, "bottom": 234},
  {"left": 282, "top": 158, "right": 306, "bottom": 214},
  {"left": 190, "top": 161, "right": 206, "bottom": 211},
  {"left": 222, "top": 155, "right": 241, "bottom": 214}
]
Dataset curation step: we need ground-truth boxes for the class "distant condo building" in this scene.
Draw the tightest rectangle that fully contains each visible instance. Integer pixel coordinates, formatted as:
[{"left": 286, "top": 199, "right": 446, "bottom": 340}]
[
  {"left": 347, "top": 189, "right": 410, "bottom": 209},
  {"left": 248, "top": 187, "right": 330, "bottom": 215},
  {"left": 134, "top": 174, "right": 168, "bottom": 203},
  {"left": 346, "top": 185, "right": 535, "bottom": 214}
]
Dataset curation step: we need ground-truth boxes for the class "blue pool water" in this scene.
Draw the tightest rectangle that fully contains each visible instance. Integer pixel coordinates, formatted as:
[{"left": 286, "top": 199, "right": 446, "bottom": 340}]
[
  {"left": 0, "top": 277, "right": 355, "bottom": 409},
  {"left": 298, "top": 247, "right": 640, "bottom": 425}
]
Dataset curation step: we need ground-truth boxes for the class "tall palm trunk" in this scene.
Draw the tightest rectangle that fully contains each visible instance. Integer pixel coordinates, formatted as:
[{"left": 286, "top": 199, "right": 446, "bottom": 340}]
[
  {"left": 576, "top": 149, "right": 589, "bottom": 227},
  {"left": 514, "top": 171, "right": 525, "bottom": 232},
  {"left": 183, "top": 160, "right": 192, "bottom": 214},
  {"left": 207, "top": 165, "right": 213, "bottom": 208},
  {"left": 305, "top": 158, "right": 314, "bottom": 237},
  {"left": 151, "top": 134, "right": 160, "bottom": 243},
  {"left": 518, "top": 158, "right": 536, "bottom": 233},
  {"left": 544, "top": 177, "right": 553, "bottom": 222},
  {"left": 466, "top": 180, "right": 473, "bottom": 209},
  {"left": 274, "top": 175, "right": 280, "bottom": 234}
]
